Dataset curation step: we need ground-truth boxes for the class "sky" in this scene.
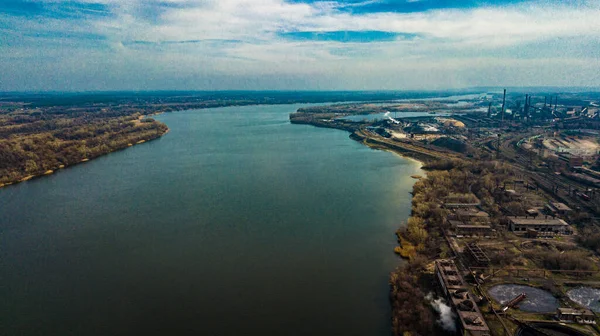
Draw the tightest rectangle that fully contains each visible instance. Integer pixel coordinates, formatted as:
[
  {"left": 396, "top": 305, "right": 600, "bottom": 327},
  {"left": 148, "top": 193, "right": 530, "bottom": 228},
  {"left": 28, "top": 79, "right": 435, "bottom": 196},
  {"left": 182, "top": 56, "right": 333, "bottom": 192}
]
[{"left": 1, "top": 0, "right": 599, "bottom": 91}]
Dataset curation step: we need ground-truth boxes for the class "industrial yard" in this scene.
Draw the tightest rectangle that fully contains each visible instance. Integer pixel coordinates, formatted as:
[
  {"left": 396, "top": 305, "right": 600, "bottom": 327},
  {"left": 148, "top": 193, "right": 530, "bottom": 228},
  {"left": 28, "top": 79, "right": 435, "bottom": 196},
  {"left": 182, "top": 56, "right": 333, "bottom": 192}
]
[{"left": 291, "top": 90, "right": 600, "bottom": 336}]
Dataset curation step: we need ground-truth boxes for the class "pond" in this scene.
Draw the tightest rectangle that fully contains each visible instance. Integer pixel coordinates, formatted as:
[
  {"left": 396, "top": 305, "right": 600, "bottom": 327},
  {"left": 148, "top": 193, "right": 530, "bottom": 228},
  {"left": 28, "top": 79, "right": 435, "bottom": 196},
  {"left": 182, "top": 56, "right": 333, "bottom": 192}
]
[
  {"left": 567, "top": 287, "right": 600, "bottom": 312},
  {"left": 488, "top": 284, "right": 559, "bottom": 313}
]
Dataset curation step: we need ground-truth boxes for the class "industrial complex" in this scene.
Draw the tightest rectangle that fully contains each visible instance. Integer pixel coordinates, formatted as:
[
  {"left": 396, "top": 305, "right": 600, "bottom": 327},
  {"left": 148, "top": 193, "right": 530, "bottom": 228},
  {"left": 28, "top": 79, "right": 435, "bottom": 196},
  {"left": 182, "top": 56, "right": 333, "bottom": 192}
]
[{"left": 291, "top": 90, "right": 600, "bottom": 336}]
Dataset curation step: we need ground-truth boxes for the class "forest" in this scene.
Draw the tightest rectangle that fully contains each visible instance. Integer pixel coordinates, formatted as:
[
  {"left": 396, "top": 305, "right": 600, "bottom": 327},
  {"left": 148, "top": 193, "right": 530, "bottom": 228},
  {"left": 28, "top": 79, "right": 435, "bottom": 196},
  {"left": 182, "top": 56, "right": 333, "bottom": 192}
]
[{"left": 0, "top": 103, "right": 168, "bottom": 185}]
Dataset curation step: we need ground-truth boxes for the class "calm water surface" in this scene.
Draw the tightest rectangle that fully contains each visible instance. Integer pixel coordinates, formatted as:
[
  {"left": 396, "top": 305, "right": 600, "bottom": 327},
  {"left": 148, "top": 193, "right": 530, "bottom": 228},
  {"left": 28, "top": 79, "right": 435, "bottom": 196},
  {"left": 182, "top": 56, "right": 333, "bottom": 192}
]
[
  {"left": 0, "top": 104, "right": 421, "bottom": 336},
  {"left": 488, "top": 284, "right": 559, "bottom": 313},
  {"left": 567, "top": 287, "right": 600, "bottom": 312}
]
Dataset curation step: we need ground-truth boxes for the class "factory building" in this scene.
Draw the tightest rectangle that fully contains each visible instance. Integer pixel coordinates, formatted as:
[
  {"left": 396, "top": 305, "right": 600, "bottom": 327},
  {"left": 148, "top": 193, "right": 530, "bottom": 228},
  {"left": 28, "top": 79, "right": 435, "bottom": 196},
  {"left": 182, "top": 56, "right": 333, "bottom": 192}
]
[
  {"left": 545, "top": 202, "right": 572, "bottom": 215},
  {"left": 556, "top": 308, "right": 596, "bottom": 324},
  {"left": 446, "top": 207, "right": 495, "bottom": 237},
  {"left": 508, "top": 217, "right": 572, "bottom": 236}
]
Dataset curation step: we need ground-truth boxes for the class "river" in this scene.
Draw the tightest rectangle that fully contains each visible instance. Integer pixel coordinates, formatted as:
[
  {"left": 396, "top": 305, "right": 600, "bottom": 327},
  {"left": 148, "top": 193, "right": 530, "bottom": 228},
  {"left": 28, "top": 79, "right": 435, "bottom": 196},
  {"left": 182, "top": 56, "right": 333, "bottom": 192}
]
[{"left": 0, "top": 103, "right": 422, "bottom": 336}]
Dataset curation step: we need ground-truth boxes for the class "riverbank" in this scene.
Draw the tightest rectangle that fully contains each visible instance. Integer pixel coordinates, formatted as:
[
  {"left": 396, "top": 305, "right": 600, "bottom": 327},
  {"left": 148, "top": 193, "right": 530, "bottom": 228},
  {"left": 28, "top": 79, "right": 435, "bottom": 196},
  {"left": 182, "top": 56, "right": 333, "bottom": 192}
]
[
  {"left": 289, "top": 107, "right": 456, "bottom": 335},
  {"left": 290, "top": 110, "right": 459, "bottom": 164},
  {"left": 0, "top": 125, "right": 169, "bottom": 189},
  {"left": 289, "top": 108, "right": 542, "bottom": 335}
]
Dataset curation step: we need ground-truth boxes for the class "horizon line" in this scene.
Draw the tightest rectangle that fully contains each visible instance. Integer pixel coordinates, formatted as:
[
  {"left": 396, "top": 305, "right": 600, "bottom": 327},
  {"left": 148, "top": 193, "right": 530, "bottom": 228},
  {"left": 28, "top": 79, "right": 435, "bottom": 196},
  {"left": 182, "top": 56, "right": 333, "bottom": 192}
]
[{"left": 2, "top": 86, "right": 600, "bottom": 95}]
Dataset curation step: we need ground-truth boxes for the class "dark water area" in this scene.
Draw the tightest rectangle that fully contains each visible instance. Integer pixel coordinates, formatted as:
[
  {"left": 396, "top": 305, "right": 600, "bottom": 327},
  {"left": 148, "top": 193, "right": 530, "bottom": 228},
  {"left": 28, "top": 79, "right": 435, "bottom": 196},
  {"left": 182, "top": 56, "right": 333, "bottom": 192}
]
[
  {"left": 567, "top": 287, "right": 600, "bottom": 312},
  {"left": 0, "top": 103, "right": 421, "bottom": 336},
  {"left": 488, "top": 284, "right": 559, "bottom": 313}
]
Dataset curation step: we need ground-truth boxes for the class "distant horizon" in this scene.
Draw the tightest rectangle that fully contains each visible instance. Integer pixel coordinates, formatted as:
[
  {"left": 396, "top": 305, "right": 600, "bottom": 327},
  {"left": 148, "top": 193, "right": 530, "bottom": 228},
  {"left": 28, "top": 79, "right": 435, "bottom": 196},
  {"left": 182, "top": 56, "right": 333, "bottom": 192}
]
[{"left": 2, "top": 87, "right": 600, "bottom": 96}]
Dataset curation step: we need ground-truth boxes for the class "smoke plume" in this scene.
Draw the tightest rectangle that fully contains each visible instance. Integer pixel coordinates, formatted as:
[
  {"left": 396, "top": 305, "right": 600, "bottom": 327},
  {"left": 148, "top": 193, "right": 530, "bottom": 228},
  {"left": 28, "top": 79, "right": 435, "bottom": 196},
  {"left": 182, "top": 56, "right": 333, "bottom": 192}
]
[{"left": 426, "top": 293, "right": 457, "bottom": 333}]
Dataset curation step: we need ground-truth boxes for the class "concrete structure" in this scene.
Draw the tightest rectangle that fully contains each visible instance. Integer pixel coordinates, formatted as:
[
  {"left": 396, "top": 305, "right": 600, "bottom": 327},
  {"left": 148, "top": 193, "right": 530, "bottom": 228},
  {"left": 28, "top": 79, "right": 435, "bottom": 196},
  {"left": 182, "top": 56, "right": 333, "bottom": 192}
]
[
  {"left": 508, "top": 217, "right": 572, "bottom": 236},
  {"left": 466, "top": 243, "right": 490, "bottom": 266},
  {"left": 504, "top": 189, "right": 521, "bottom": 199},
  {"left": 435, "top": 259, "right": 491, "bottom": 336},
  {"left": 545, "top": 202, "right": 572, "bottom": 215},
  {"left": 556, "top": 308, "right": 596, "bottom": 324},
  {"left": 447, "top": 207, "right": 495, "bottom": 237},
  {"left": 559, "top": 153, "right": 584, "bottom": 168},
  {"left": 452, "top": 223, "right": 495, "bottom": 237},
  {"left": 448, "top": 207, "right": 490, "bottom": 221}
]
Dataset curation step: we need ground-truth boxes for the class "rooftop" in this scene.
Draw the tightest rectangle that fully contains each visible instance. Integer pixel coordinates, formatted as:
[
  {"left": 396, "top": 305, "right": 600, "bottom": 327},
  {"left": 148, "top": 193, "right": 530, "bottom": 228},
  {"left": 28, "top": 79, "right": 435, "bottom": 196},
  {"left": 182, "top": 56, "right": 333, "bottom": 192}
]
[
  {"left": 456, "top": 224, "right": 492, "bottom": 229},
  {"left": 509, "top": 217, "right": 569, "bottom": 226},
  {"left": 549, "top": 202, "right": 572, "bottom": 211}
]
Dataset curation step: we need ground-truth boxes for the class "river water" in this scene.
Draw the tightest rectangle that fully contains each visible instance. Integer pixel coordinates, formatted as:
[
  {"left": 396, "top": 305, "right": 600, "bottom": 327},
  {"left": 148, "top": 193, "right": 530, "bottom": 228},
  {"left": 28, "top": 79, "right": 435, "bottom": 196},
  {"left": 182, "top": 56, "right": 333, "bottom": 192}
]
[{"left": 0, "top": 103, "right": 421, "bottom": 336}]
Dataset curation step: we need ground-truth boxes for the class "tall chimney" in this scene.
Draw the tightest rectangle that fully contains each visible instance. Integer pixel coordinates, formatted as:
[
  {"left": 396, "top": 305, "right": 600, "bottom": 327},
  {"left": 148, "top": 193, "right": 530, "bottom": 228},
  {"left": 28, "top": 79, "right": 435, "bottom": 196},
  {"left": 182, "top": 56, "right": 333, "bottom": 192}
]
[
  {"left": 487, "top": 102, "right": 492, "bottom": 118},
  {"left": 501, "top": 89, "right": 506, "bottom": 123},
  {"left": 525, "top": 94, "right": 529, "bottom": 119}
]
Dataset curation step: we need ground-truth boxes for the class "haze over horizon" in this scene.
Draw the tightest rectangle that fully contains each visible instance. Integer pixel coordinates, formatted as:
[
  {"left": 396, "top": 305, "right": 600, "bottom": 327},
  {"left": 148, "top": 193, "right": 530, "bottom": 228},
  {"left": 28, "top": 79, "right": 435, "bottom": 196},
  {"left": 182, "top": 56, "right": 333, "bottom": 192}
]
[{"left": 1, "top": 0, "right": 600, "bottom": 92}]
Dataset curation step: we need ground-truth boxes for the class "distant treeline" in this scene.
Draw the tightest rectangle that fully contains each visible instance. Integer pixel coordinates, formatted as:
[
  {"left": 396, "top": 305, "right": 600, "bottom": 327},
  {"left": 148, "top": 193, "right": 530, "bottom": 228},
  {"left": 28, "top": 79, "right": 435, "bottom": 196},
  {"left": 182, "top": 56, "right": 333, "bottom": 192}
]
[{"left": 0, "top": 90, "right": 480, "bottom": 108}]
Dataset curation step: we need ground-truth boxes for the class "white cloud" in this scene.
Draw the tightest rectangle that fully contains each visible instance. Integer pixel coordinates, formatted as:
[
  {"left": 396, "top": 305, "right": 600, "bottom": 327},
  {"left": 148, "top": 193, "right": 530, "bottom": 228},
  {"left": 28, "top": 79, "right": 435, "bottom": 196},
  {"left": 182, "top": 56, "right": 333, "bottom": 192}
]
[{"left": 1, "top": 0, "right": 600, "bottom": 90}]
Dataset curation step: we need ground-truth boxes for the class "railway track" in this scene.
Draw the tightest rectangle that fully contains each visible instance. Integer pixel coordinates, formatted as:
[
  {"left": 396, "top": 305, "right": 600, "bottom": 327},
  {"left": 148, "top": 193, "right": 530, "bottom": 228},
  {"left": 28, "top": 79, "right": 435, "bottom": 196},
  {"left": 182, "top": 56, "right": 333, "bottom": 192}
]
[{"left": 493, "top": 133, "right": 600, "bottom": 230}]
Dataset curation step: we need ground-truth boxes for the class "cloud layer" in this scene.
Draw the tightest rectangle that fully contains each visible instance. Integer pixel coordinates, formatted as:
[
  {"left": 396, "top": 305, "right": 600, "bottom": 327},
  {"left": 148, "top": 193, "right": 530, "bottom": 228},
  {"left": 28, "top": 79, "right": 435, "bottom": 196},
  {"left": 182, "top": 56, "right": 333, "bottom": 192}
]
[{"left": 1, "top": 0, "right": 599, "bottom": 91}]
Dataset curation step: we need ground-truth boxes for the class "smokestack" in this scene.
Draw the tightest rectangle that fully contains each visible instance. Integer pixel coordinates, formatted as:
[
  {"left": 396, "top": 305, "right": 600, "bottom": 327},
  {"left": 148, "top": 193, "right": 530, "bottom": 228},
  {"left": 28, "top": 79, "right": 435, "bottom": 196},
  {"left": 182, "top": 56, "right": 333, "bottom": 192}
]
[
  {"left": 525, "top": 94, "right": 529, "bottom": 119},
  {"left": 544, "top": 96, "right": 547, "bottom": 109},
  {"left": 554, "top": 96, "right": 558, "bottom": 113},
  {"left": 501, "top": 89, "right": 506, "bottom": 123},
  {"left": 487, "top": 102, "right": 492, "bottom": 118}
]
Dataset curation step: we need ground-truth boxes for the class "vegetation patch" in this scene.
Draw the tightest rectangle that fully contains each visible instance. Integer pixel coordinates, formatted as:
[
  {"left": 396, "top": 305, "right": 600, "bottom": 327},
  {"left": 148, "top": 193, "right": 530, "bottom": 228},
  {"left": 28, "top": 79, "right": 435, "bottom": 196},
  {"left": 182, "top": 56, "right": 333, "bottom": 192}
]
[{"left": 0, "top": 109, "right": 168, "bottom": 184}]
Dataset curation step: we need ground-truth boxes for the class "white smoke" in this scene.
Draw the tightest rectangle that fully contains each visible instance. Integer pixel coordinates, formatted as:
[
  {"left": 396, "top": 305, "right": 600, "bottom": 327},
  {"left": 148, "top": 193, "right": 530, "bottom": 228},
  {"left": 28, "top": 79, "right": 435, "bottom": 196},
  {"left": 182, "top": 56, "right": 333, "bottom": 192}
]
[
  {"left": 384, "top": 111, "right": 400, "bottom": 124},
  {"left": 426, "top": 293, "right": 457, "bottom": 333}
]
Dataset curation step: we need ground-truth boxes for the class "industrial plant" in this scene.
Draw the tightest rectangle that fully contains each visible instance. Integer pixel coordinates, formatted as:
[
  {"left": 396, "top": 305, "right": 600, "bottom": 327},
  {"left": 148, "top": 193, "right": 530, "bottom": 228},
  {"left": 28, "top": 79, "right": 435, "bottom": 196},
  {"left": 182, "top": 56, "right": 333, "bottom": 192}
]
[{"left": 291, "top": 90, "right": 600, "bottom": 336}]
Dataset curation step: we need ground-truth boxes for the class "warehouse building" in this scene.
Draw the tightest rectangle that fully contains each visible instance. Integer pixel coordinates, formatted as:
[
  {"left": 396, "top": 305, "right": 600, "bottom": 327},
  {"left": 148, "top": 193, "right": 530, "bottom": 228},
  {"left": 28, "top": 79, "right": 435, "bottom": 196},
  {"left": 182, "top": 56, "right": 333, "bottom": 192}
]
[{"left": 508, "top": 217, "right": 572, "bottom": 236}]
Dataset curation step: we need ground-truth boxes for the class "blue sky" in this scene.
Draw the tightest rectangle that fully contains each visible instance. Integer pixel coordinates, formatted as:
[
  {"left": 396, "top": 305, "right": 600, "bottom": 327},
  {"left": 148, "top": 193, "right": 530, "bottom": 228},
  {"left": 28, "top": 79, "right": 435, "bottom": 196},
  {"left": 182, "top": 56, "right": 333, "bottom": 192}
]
[{"left": 1, "top": 0, "right": 599, "bottom": 91}]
